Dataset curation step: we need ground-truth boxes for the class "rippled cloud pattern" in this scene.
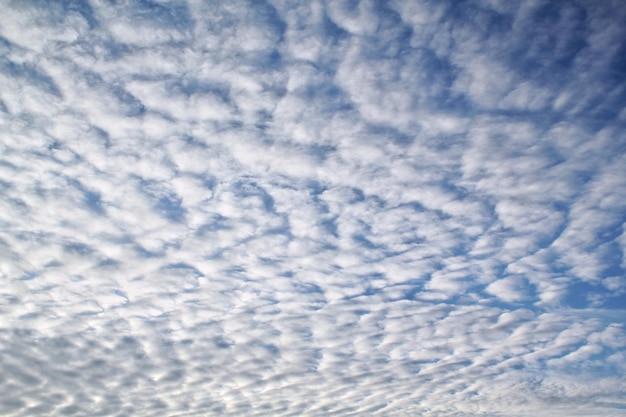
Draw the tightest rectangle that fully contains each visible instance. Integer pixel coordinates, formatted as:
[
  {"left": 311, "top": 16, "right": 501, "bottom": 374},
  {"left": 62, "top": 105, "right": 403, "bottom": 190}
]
[{"left": 1, "top": 1, "right": 626, "bottom": 416}]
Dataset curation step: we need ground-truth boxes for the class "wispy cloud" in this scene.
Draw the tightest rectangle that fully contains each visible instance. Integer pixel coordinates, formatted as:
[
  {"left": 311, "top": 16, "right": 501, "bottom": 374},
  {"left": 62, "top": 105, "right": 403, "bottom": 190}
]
[{"left": 1, "top": 0, "right": 625, "bottom": 416}]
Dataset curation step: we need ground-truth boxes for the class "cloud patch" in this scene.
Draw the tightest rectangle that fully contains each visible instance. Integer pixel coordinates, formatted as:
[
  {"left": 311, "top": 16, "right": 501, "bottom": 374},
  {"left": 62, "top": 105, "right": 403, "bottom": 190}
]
[{"left": 1, "top": 0, "right": 625, "bottom": 416}]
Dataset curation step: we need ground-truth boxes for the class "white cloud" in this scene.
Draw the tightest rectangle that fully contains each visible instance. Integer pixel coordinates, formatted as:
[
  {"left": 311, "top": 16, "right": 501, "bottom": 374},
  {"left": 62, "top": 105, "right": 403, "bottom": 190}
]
[
  {"left": 486, "top": 276, "right": 531, "bottom": 303},
  {"left": 1, "top": 0, "right": 625, "bottom": 416}
]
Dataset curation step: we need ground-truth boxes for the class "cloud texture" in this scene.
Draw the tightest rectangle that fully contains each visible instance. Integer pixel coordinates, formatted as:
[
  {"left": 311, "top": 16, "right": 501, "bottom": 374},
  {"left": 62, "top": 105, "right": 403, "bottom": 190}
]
[{"left": 1, "top": 0, "right": 625, "bottom": 416}]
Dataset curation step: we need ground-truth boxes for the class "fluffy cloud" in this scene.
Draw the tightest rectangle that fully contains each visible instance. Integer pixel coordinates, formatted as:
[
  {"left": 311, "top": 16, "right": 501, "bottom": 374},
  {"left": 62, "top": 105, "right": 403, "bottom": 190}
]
[{"left": 1, "top": 0, "right": 625, "bottom": 416}]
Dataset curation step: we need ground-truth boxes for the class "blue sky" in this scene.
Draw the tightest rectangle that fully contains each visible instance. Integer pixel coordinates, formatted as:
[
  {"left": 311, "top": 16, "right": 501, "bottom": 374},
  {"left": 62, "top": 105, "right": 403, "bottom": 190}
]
[{"left": 1, "top": 0, "right": 625, "bottom": 416}]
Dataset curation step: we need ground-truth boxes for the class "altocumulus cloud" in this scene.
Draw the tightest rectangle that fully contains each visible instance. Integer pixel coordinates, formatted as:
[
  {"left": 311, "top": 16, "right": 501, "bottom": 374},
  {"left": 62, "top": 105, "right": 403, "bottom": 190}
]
[{"left": 1, "top": 0, "right": 625, "bottom": 416}]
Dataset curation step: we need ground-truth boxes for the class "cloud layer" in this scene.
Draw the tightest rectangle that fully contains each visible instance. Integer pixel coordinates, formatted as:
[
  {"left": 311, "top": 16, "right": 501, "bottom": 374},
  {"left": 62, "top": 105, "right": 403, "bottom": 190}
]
[{"left": 1, "top": 1, "right": 625, "bottom": 416}]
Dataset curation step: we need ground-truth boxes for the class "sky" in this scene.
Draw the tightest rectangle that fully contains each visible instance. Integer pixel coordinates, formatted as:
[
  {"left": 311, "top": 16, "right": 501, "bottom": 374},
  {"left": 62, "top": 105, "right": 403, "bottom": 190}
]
[{"left": 0, "top": 0, "right": 625, "bottom": 416}]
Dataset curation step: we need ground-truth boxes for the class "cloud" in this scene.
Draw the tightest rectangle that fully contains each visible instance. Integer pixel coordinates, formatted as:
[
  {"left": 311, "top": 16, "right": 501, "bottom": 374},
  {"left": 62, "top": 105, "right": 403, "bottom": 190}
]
[{"left": 1, "top": 0, "right": 625, "bottom": 416}]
